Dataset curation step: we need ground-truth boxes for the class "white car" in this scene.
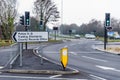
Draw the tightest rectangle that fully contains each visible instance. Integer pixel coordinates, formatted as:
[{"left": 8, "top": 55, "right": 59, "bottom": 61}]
[
  {"left": 74, "top": 34, "right": 80, "bottom": 38},
  {"left": 114, "top": 35, "right": 120, "bottom": 39},
  {"left": 85, "top": 34, "right": 96, "bottom": 39}
]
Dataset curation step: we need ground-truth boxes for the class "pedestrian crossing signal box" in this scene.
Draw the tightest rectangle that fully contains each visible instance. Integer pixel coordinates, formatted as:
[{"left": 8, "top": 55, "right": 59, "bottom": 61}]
[{"left": 60, "top": 47, "right": 68, "bottom": 70}]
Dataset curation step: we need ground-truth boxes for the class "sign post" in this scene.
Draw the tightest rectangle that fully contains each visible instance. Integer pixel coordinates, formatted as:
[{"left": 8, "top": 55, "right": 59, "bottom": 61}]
[
  {"left": 12, "top": 31, "right": 48, "bottom": 67},
  {"left": 20, "top": 43, "right": 23, "bottom": 66}
]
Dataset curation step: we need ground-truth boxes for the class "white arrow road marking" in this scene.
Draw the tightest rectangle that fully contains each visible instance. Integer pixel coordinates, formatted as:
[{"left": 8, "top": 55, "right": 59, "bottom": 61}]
[
  {"left": 90, "top": 74, "right": 107, "bottom": 80},
  {"left": 70, "top": 52, "right": 77, "bottom": 55},
  {"left": 96, "top": 65, "right": 120, "bottom": 72},
  {"left": 82, "top": 56, "right": 108, "bottom": 62}
]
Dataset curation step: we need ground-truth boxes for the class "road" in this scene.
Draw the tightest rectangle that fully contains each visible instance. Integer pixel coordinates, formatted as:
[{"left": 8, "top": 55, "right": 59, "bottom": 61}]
[
  {"left": 42, "top": 39, "right": 120, "bottom": 80},
  {"left": 0, "top": 43, "right": 87, "bottom": 80}
]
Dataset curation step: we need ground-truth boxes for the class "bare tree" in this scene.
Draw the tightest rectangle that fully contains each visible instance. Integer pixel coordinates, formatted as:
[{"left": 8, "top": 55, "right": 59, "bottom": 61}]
[
  {"left": 0, "top": 0, "right": 17, "bottom": 39},
  {"left": 34, "top": 0, "right": 59, "bottom": 31}
]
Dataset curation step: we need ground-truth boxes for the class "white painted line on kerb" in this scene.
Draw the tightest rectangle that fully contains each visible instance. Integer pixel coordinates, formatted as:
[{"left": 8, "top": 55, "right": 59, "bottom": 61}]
[
  {"left": 70, "top": 52, "right": 77, "bottom": 55},
  {"left": 49, "top": 75, "right": 62, "bottom": 78},
  {"left": 82, "top": 56, "right": 108, "bottom": 62},
  {"left": 90, "top": 74, "right": 107, "bottom": 80}
]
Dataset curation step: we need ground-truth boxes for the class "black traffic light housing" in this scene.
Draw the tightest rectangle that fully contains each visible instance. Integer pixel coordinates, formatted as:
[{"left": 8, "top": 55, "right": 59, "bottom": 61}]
[
  {"left": 25, "top": 12, "right": 30, "bottom": 26},
  {"left": 53, "top": 27, "right": 58, "bottom": 30},
  {"left": 105, "top": 13, "right": 110, "bottom": 27},
  {"left": 20, "top": 16, "right": 24, "bottom": 25}
]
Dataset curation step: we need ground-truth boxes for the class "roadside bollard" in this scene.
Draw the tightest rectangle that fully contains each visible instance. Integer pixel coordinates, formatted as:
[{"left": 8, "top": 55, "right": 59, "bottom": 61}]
[{"left": 60, "top": 47, "right": 68, "bottom": 71}]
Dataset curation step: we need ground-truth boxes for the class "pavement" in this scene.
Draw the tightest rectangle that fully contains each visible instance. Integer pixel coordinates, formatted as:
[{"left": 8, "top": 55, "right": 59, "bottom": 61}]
[{"left": 94, "top": 42, "right": 120, "bottom": 55}]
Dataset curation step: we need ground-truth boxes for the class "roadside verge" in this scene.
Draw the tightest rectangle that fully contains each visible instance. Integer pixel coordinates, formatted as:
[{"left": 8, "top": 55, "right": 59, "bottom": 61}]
[{"left": 93, "top": 44, "right": 120, "bottom": 55}]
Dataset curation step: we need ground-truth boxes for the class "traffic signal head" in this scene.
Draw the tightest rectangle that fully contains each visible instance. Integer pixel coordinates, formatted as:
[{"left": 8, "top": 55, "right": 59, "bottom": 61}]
[
  {"left": 53, "top": 27, "right": 58, "bottom": 30},
  {"left": 25, "top": 12, "right": 30, "bottom": 26},
  {"left": 105, "top": 13, "right": 110, "bottom": 27},
  {"left": 20, "top": 16, "right": 24, "bottom": 25}
]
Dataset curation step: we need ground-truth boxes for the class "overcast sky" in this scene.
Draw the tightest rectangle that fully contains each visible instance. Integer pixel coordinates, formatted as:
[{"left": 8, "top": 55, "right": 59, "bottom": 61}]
[{"left": 18, "top": 0, "right": 120, "bottom": 26}]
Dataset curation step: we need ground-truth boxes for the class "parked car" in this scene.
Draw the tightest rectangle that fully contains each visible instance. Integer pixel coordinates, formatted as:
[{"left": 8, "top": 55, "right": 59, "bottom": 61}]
[
  {"left": 114, "top": 35, "right": 120, "bottom": 39},
  {"left": 85, "top": 34, "right": 96, "bottom": 39},
  {"left": 74, "top": 34, "right": 80, "bottom": 39}
]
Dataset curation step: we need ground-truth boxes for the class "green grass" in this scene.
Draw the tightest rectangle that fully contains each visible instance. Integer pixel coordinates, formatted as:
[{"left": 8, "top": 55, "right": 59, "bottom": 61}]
[
  {"left": 26, "top": 39, "right": 63, "bottom": 44},
  {"left": 48, "top": 39, "right": 62, "bottom": 43},
  {"left": 0, "top": 40, "right": 14, "bottom": 47},
  {"left": 97, "top": 37, "right": 120, "bottom": 42},
  {"left": 0, "top": 39, "right": 62, "bottom": 47}
]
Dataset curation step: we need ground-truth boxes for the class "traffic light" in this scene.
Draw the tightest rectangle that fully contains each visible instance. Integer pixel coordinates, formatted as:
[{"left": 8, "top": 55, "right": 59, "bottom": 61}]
[
  {"left": 105, "top": 13, "right": 110, "bottom": 27},
  {"left": 25, "top": 12, "right": 30, "bottom": 26},
  {"left": 53, "top": 27, "right": 58, "bottom": 30},
  {"left": 20, "top": 16, "right": 24, "bottom": 25}
]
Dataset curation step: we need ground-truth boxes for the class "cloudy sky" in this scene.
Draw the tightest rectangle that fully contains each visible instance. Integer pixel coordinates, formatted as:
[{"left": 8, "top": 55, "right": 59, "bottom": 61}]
[{"left": 18, "top": 0, "right": 120, "bottom": 26}]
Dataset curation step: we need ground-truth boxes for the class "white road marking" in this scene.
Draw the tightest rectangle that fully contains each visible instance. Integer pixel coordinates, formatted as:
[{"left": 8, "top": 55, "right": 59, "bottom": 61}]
[
  {"left": 96, "top": 65, "right": 114, "bottom": 70},
  {"left": 69, "top": 51, "right": 104, "bottom": 54},
  {"left": 0, "top": 75, "right": 87, "bottom": 80},
  {"left": 90, "top": 74, "right": 107, "bottom": 80},
  {"left": 82, "top": 56, "right": 108, "bottom": 62},
  {"left": 49, "top": 74, "right": 62, "bottom": 78},
  {"left": 64, "top": 45, "right": 68, "bottom": 48},
  {"left": 96, "top": 65, "right": 120, "bottom": 72},
  {"left": 70, "top": 52, "right": 77, "bottom": 55},
  {"left": 0, "top": 66, "right": 4, "bottom": 69}
]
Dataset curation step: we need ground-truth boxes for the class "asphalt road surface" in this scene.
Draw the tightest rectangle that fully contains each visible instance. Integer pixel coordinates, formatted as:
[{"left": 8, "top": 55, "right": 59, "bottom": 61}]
[
  {"left": 0, "top": 43, "right": 87, "bottom": 80},
  {"left": 42, "top": 39, "right": 120, "bottom": 80}
]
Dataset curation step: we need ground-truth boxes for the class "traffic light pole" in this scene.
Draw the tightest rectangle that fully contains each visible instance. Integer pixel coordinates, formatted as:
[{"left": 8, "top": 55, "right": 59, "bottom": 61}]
[
  {"left": 104, "top": 25, "right": 108, "bottom": 50},
  {"left": 55, "top": 30, "right": 56, "bottom": 40},
  {"left": 104, "top": 13, "right": 110, "bottom": 50},
  {"left": 25, "top": 26, "right": 27, "bottom": 50}
]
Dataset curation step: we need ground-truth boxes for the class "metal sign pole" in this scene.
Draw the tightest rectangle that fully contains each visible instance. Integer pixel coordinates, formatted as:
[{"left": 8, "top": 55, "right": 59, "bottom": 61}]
[
  {"left": 55, "top": 30, "right": 56, "bottom": 40},
  {"left": 20, "top": 43, "right": 23, "bottom": 66},
  {"left": 25, "top": 26, "right": 27, "bottom": 50},
  {"left": 104, "top": 24, "right": 108, "bottom": 50}
]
